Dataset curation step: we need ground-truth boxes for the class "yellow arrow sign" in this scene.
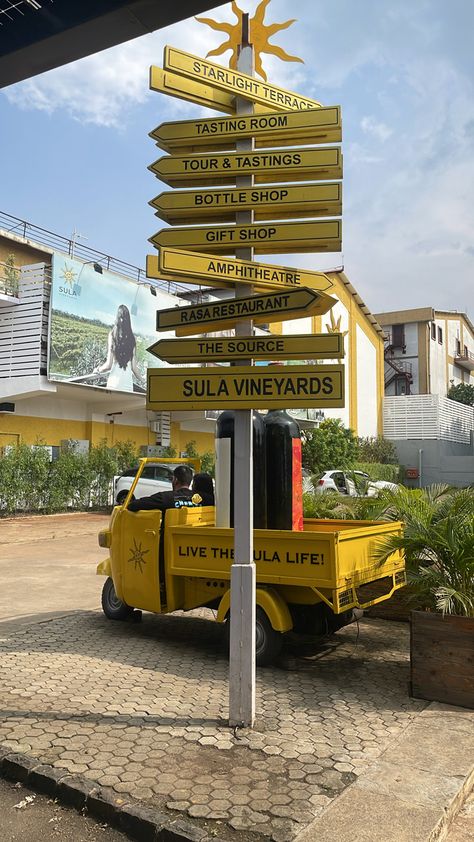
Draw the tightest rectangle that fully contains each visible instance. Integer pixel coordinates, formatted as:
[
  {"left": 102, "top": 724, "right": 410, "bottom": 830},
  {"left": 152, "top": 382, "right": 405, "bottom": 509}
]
[
  {"left": 150, "top": 182, "right": 342, "bottom": 225},
  {"left": 147, "top": 364, "right": 345, "bottom": 411},
  {"left": 148, "top": 333, "right": 344, "bottom": 363},
  {"left": 156, "top": 287, "right": 335, "bottom": 334},
  {"left": 163, "top": 46, "right": 322, "bottom": 114},
  {"left": 150, "top": 219, "right": 342, "bottom": 256},
  {"left": 146, "top": 250, "right": 335, "bottom": 293},
  {"left": 150, "top": 66, "right": 274, "bottom": 115},
  {"left": 149, "top": 147, "right": 342, "bottom": 188},
  {"left": 150, "top": 106, "right": 342, "bottom": 154}
]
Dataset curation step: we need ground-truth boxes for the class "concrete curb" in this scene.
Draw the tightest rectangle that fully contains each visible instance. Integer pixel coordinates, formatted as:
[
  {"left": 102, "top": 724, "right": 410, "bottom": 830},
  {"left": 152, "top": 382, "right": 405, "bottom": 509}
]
[
  {"left": 294, "top": 702, "right": 474, "bottom": 842},
  {"left": 0, "top": 746, "right": 212, "bottom": 842}
]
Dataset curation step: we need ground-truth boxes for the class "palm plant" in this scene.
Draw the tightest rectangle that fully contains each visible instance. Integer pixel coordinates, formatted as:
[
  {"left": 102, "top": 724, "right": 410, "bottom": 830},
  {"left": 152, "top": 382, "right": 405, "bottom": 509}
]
[{"left": 373, "top": 485, "right": 474, "bottom": 617}]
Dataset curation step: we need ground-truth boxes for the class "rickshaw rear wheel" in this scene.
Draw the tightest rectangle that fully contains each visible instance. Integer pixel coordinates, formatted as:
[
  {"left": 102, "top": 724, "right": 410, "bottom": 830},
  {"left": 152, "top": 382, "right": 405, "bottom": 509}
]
[
  {"left": 223, "top": 607, "right": 283, "bottom": 667},
  {"left": 101, "top": 577, "right": 133, "bottom": 620}
]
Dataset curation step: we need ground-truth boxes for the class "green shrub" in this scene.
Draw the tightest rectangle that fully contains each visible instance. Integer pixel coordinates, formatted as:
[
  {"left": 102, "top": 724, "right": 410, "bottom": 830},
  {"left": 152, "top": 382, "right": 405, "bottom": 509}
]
[
  {"left": 183, "top": 440, "right": 215, "bottom": 477},
  {"left": 302, "top": 419, "right": 358, "bottom": 474},
  {"left": 0, "top": 443, "right": 50, "bottom": 513},
  {"left": 46, "top": 445, "right": 93, "bottom": 512},
  {"left": 0, "top": 438, "right": 139, "bottom": 514},
  {"left": 373, "top": 484, "right": 474, "bottom": 616},
  {"left": 303, "top": 491, "right": 351, "bottom": 519},
  {"left": 353, "top": 462, "right": 400, "bottom": 483},
  {"left": 356, "top": 435, "right": 399, "bottom": 464},
  {"left": 3, "top": 253, "right": 20, "bottom": 297},
  {"left": 447, "top": 382, "right": 474, "bottom": 407}
]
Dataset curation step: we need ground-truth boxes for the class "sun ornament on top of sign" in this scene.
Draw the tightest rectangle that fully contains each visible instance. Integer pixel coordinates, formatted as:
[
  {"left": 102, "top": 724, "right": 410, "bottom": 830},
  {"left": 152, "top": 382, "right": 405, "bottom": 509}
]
[{"left": 196, "top": 0, "right": 304, "bottom": 82}]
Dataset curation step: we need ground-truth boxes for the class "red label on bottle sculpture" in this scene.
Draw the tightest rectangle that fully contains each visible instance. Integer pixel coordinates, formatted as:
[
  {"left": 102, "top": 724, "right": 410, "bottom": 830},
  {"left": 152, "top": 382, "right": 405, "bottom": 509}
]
[{"left": 292, "top": 437, "right": 303, "bottom": 531}]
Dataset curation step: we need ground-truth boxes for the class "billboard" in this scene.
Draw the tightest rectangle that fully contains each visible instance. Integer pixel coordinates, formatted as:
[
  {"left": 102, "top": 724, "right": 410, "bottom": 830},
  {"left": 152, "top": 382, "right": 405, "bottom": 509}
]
[{"left": 48, "top": 253, "right": 186, "bottom": 394}]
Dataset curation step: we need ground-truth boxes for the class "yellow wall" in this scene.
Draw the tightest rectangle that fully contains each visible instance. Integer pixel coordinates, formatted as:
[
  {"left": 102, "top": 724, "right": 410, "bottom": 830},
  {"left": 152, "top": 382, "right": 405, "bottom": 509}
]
[
  {"left": 268, "top": 272, "right": 384, "bottom": 436},
  {"left": 0, "top": 414, "right": 150, "bottom": 450},
  {"left": 0, "top": 413, "right": 215, "bottom": 457},
  {"left": 170, "top": 422, "right": 215, "bottom": 455}
]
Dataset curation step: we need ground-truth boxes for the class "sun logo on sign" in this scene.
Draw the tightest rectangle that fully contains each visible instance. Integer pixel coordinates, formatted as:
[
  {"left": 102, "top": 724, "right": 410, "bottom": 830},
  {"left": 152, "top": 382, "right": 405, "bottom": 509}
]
[
  {"left": 60, "top": 263, "right": 77, "bottom": 287},
  {"left": 196, "top": 0, "right": 303, "bottom": 82},
  {"left": 127, "top": 538, "right": 150, "bottom": 574}
]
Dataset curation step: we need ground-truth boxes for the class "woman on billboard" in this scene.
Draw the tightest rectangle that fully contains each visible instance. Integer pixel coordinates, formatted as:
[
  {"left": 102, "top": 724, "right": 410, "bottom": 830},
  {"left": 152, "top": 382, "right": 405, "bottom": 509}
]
[{"left": 95, "top": 304, "right": 144, "bottom": 391}]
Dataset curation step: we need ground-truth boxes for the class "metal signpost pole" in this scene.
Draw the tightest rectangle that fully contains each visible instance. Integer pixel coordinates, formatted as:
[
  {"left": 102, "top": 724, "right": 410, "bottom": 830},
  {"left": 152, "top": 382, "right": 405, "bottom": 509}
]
[{"left": 229, "top": 17, "right": 256, "bottom": 728}]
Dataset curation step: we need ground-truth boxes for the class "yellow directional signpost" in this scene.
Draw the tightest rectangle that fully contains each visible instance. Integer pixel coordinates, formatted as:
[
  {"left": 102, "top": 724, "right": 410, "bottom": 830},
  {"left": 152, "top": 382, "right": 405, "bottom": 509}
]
[
  {"left": 149, "top": 146, "right": 342, "bottom": 188},
  {"left": 150, "top": 106, "right": 342, "bottom": 154},
  {"left": 148, "top": 333, "right": 344, "bottom": 364},
  {"left": 146, "top": 249, "right": 335, "bottom": 292},
  {"left": 150, "top": 182, "right": 342, "bottom": 225},
  {"left": 155, "top": 287, "right": 336, "bottom": 334},
  {"left": 150, "top": 219, "right": 342, "bottom": 255},
  {"left": 150, "top": 66, "right": 275, "bottom": 116},
  {"left": 147, "top": 364, "right": 345, "bottom": 411},
  {"left": 147, "top": 6, "right": 345, "bottom": 730},
  {"left": 163, "top": 46, "right": 322, "bottom": 113}
]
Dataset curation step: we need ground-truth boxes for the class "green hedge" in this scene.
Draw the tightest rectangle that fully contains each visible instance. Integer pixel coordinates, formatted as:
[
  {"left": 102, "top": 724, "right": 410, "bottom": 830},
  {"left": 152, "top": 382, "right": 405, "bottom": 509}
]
[
  {"left": 0, "top": 439, "right": 138, "bottom": 516},
  {"left": 353, "top": 462, "right": 400, "bottom": 483}
]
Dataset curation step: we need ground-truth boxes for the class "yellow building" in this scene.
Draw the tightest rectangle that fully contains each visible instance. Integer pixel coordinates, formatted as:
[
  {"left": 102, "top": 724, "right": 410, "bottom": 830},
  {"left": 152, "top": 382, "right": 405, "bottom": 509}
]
[
  {"left": 1, "top": 214, "right": 384, "bottom": 458},
  {"left": 271, "top": 271, "right": 385, "bottom": 436}
]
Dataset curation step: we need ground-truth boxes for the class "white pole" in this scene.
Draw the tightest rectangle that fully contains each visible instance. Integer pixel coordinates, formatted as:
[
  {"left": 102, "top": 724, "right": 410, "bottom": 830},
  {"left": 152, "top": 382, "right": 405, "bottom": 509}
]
[{"left": 229, "top": 26, "right": 256, "bottom": 728}]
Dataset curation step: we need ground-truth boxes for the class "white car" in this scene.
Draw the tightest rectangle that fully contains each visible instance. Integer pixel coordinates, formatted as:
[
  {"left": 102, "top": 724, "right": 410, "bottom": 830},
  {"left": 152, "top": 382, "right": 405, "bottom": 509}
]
[
  {"left": 314, "top": 470, "right": 397, "bottom": 497},
  {"left": 114, "top": 463, "right": 174, "bottom": 505}
]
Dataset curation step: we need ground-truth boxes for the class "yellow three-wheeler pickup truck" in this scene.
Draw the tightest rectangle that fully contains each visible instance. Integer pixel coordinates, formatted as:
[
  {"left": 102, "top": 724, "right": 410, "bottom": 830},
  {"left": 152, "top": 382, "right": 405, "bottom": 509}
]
[{"left": 98, "top": 460, "right": 406, "bottom": 665}]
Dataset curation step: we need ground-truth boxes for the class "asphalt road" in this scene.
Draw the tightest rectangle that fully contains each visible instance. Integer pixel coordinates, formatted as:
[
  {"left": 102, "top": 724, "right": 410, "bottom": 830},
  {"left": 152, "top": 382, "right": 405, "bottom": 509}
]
[
  {"left": 0, "top": 512, "right": 110, "bottom": 632},
  {"left": 0, "top": 511, "right": 129, "bottom": 841},
  {"left": 0, "top": 777, "right": 129, "bottom": 842}
]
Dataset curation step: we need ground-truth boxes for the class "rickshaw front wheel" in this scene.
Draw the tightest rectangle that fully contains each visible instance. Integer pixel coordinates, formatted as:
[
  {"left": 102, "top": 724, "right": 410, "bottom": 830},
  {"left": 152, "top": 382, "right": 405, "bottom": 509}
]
[{"left": 101, "top": 577, "right": 133, "bottom": 620}]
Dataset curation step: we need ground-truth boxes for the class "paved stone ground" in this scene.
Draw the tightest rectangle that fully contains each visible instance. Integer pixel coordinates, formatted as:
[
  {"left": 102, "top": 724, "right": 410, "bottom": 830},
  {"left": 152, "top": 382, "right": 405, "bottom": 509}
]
[
  {"left": 0, "top": 609, "right": 426, "bottom": 841},
  {"left": 446, "top": 790, "right": 474, "bottom": 841}
]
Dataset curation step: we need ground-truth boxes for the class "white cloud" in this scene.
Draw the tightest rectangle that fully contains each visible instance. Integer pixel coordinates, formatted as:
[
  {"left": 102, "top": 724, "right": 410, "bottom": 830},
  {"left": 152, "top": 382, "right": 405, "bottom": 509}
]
[
  {"left": 2, "top": 0, "right": 474, "bottom": 319},
  {"left": 2, "top": 16, "right": 214, "bottom": 127},
  {"left": 360, "top": 116, "right": 392, "bottom": 142}
]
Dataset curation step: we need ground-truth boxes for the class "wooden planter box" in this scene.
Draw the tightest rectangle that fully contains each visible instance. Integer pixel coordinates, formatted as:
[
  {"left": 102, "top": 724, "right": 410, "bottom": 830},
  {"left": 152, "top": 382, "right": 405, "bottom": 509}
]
[{"left": 410, "top": 610, "right": 474, "bottom": 709}]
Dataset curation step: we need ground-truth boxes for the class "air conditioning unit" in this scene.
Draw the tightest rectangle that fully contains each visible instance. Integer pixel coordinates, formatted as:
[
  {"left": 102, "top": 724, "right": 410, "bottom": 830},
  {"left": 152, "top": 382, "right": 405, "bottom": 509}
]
[
  {"left": 60, "top": 439, "right": 90, "bottom": 455},
  {"left": 149, "top": 420, "right": 160, "bottom": 433},
  {"left": 140, "top": 445, "right": 167, "bottom": 457}
]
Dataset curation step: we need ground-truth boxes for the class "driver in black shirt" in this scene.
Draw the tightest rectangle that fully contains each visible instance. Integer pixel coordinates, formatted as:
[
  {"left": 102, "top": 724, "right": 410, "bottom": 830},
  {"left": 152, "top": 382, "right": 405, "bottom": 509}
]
[{"left": 128, "top": 464, "right": 201, "bottom": 512}]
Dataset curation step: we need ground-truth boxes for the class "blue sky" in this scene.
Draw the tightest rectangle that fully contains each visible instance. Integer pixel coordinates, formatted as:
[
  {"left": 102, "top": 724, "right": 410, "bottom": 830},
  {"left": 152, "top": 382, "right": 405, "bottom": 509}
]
[{"left": 1, "top": 0, "right": 473, "bottom": 319}]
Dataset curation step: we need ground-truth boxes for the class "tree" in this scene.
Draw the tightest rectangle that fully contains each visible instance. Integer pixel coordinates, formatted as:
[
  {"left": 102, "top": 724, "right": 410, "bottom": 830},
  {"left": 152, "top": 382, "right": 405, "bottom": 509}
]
[
  {"left": 357, "top": 435, "right": 398, "bottom": 464},
  {"left": 183, "top": 440, "right": 215, "bottom": 477},
  {"left": 3, "top": 253, "right": 19, "bottom": 296},
  {"left": 373, "top": 485, "right": 474, "bottom": 617},
  {"left": 448, "top": 382, "right": 474, "bottom": 407},
  {"left": 302, "top": 418, "right": 358, "bottom": 475}
]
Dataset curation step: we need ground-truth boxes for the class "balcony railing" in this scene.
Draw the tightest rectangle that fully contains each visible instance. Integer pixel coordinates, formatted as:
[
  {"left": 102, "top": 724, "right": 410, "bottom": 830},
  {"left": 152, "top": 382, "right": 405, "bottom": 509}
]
[
  {"left": 454, "top": 350, "right": 474, "bottom": 372},
  {"left": 384, "top": 395, "right": 474, "bottom": 444},
  {"left": 0, "top": 210, "right": 190, "bottom": 296}
]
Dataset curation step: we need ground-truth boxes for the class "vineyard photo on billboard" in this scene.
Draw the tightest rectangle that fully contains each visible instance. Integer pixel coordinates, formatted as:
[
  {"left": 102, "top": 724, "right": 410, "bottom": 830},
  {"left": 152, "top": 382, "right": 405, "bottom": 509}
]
[{"left": 48, "top": 253, "right": 182, "bottom": 394}]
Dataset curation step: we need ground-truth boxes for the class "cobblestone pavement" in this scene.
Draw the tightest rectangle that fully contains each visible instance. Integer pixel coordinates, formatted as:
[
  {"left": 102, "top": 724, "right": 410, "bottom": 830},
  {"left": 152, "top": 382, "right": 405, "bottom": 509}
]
[{"left": 0, "top": 611, "right": 426, "bottom": 841}]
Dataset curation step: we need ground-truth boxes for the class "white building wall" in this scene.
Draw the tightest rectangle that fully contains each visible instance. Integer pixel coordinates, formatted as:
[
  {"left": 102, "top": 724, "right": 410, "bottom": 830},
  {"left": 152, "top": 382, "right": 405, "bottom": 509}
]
[
  {"left": 282, "top": 302, "right": 351, "bottom": 428},
  {"left": 281, "top": 316, "right": 312, "bottom": 336},
  {"left": 12, "top": 394, "right": 149, "bottom": 427},
  {"left": 430, "top": 319, "right": 448, "bottom": 395},
  {"left": 320, "top": 300, "right": 350, "bottom": 429},
  {"left": 356, "top": 325, "right": 377, "bottom": 437}
]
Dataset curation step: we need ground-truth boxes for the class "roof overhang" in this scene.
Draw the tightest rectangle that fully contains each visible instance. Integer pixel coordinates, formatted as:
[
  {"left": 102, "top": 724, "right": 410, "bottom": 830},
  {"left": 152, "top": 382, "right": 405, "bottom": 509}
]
[{"left": 0, "top": 0, "right": 222, "bottom": 89}]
